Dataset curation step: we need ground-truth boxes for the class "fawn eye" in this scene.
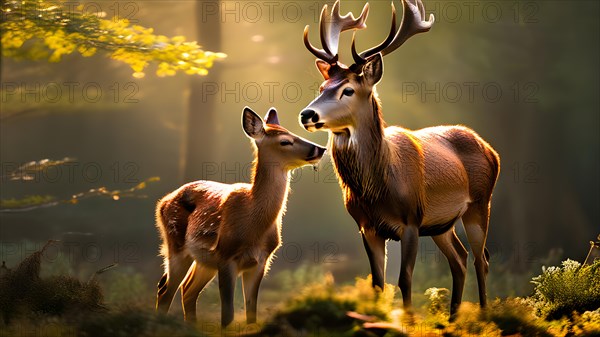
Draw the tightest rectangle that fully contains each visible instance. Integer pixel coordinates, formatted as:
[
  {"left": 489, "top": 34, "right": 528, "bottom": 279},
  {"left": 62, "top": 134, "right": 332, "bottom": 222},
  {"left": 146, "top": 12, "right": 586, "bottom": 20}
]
[
  {"left": 280, "top": 140, "right": 293, "bottom": 146},
  {"left": 342, "top": 87, "right": 355, "bottom": 97}
]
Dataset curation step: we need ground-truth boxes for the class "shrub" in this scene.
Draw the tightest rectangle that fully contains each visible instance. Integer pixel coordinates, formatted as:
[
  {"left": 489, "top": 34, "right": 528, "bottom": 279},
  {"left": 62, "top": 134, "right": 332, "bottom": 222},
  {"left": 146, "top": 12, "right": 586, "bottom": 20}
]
[
  {"left": 443, "top": 302, "right": 502, "bottom": 337},
  {"left": 483, "top": 298, "right": 552, "bottom": 337},
  {"left": 529, "top": 259, "right": 600, "bottom": 320},
  {"left": 0, "top": 242, "right": 105, "bottom": 323},
  {"left": 424, "top": 287, "right": 450, "bottom": 316},
  {"left": 257, "top": 274, "right": 396, "bottom": 337}
]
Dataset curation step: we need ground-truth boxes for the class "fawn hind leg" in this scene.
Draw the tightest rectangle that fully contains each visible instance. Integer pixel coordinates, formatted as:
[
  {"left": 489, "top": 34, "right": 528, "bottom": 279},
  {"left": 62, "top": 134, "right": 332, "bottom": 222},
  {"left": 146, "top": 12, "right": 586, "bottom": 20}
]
[
  {"left": 181, "top": 261, "right": 217, "bottom": 322},
  {"left": 462, "top": 201, "right": 491, "bottom": 308},
  {"left": 156, "top": 253, "right": 194, "bottom": 313},
  {"left": 218, "top": 262, "right": 237, "bottom": 327}
]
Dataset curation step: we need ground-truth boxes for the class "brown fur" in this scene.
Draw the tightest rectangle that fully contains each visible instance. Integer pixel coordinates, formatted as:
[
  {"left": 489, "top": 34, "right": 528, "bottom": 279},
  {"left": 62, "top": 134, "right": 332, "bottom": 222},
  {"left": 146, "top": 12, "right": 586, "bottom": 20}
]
[
  {"left": 301, "top": 59, "right": 500, "bottom": 316},
  {"left": 155, "top": 108, "right": 325, "bottom": 326}
]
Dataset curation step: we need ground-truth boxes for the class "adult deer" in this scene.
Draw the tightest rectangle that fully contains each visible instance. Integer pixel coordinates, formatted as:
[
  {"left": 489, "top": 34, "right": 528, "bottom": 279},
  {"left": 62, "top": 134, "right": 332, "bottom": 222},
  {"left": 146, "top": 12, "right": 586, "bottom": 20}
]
[
  {"left": 300, "top": 0, "right": 500, "bottom": 316},
  {"left": 155, "top": 107, "right": 326, "bottom": 326}
]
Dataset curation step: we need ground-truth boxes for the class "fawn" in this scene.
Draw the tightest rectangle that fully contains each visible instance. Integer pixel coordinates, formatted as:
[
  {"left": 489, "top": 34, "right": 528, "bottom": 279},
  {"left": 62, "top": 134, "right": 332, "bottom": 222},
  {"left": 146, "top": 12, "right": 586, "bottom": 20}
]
[{"left": 155, "top": 107, "right": 326, "bottom": 326}]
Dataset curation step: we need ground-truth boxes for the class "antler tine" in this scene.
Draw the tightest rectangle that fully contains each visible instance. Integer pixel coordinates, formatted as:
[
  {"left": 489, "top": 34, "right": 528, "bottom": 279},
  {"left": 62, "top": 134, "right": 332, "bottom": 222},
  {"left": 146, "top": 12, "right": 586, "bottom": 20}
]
[
  {"left": 303, "top": 0, "right": 369, "bottom": 65},
  {"left": 320, "top": 4, "right": 333, "bottom": 55},
  {"left": 356, "top": 2, "right": 398, "bottom": 63},
  {"left": 354, "top": 0, "right": 434, "bottom": 64},
  {"left": 417, "top": 0, "right": 425, "bottom": 17},
  {"left": 380, "top": 0, "right": 434, "bottom": 56},
  {"left": 325, "top": 1, "right": 370, "bottom": 57},
  {"left": 304, "top": 24, "right": 337, "bottom": 63},
  {"left": 351, "top": 31, "right": 362, "bottom": 65}
]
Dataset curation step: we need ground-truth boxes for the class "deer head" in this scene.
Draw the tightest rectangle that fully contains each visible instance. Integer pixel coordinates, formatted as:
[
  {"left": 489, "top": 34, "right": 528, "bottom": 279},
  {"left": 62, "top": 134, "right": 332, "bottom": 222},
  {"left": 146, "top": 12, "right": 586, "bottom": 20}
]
[
  {"left": 300, "top": 0, "right": 434, "bottom": 133},
  {"left": 243, "top": 107, "right": 326, "bottom": 170}
]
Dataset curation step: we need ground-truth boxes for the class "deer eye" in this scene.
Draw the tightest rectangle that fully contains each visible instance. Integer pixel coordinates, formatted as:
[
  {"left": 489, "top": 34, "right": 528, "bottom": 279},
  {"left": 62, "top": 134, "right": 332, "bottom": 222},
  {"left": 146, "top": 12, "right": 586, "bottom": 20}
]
[
  {"left": 280, "top": 140, "right": 293, "bottom": 146},
  {"left": 342, "top": 87, "right": 355, "bottom": 97}
]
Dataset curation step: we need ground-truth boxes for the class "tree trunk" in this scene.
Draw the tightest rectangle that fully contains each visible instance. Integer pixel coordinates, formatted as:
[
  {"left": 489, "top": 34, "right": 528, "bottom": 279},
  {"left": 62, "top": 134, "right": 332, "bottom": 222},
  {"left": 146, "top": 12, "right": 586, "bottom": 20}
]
[
  {"left": 181, "top": 0, "right": 222, "bottom": 182},
  {"left": 0, "top": 0, "right": 5, "bottom": 85}
]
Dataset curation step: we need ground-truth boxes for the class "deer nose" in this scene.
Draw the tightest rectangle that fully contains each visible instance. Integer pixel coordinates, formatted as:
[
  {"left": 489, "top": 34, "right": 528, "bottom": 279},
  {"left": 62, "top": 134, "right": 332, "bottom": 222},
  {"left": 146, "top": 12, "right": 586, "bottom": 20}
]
[{"left": 300, "top": 109, "right": 318, "bottom": 123}]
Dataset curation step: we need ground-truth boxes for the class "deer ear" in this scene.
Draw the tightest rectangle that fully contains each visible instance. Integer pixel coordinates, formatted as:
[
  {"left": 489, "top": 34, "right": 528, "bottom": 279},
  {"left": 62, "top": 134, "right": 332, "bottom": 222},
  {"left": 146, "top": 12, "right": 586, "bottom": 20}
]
[
  {"left": 363, "top": 53, "right": 383, "bottom": 86},
  {"left": 316, "top": 60, "right": 331, "bottom": 80},
  {"left": 264, "top": 107, "right": 280, "bottom": 125},
  {"left": 242, "top": 107, "right": 265, "bottom": 140}
]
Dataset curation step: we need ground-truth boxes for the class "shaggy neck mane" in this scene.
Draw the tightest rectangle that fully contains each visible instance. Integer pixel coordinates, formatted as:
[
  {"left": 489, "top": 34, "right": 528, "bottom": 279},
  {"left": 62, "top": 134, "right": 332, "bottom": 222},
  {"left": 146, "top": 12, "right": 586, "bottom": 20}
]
[{"left": 331, "top": 92, "right": 390, "bottom": 202}]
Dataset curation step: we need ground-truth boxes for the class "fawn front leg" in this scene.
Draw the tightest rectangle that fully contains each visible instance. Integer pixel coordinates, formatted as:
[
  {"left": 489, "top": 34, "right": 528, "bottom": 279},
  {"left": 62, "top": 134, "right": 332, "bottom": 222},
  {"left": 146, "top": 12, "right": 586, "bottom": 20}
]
[
  {"left": 242, "top": 261, "right": 266, "bottom": 324},
  {"left": 218, "top": 262, "right": 237, "bottom": 327}
]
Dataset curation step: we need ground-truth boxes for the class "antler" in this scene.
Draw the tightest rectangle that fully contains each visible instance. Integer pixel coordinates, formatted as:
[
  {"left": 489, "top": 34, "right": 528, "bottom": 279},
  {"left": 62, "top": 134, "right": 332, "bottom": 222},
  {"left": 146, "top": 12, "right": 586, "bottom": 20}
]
[
  {"left": 304, "top": 0, "right": 370, "bottom": 64},
  {"left": 352, "top": 0, "right": 434, "bottom": 65}
]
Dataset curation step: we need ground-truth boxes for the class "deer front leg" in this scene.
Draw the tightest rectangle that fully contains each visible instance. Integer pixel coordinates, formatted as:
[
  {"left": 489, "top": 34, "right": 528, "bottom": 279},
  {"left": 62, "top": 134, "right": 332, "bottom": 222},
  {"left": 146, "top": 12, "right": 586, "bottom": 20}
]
[
  {"left": 361, "top": 230, "right": 386, "bottom": 291},
  {"left": 399, "top": 225, "right": 419, "bottom": 310},
  {"left": 242, "top": 261, "right": 266, "bottom": 324},
  {"left": 218, "top": 262, "right": 237, "bottom": 327}
]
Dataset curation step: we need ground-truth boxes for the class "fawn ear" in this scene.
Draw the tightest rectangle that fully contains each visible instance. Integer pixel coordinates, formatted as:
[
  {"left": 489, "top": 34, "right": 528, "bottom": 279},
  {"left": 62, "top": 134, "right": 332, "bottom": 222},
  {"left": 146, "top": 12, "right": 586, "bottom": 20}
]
[
  {"left": 264, "top": 107, "right": 280, "bottom": 125},
  {"left": 316, "top": 60, "right": 331, "bottom": 80},
  {"left": 363, "top": 53, "right": 383, "bottom": 86},
  {"left": 242, "top": 107, "right": 265, "bottom": 140}
]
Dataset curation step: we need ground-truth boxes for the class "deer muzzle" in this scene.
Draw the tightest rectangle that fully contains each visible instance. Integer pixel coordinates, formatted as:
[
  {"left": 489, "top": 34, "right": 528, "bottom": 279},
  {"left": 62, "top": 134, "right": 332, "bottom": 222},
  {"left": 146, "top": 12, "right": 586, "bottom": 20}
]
[{"left": 300, "top": 109, "right": 324, "bottom": 131}]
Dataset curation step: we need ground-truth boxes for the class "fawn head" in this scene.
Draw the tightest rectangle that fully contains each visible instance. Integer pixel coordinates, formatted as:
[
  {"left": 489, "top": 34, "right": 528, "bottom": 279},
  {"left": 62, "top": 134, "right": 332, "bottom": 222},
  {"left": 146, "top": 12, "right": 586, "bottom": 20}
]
[{"left": 242, "top": 107, "right": 326, "bottom": 170}]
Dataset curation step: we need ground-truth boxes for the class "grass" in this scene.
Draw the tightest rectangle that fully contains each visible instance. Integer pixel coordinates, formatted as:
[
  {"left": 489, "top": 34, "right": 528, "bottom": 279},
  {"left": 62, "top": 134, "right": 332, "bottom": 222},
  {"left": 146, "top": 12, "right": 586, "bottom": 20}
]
[{"left": 1, "top": 242, "right": 599, "bottom": 337}]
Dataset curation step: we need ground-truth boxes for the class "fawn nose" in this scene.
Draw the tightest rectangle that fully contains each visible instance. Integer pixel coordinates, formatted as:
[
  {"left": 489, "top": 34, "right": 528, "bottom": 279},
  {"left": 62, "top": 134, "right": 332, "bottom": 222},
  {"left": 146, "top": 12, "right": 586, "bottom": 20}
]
[
  {"left": 300, "top": 109, "right": 319, "bottom": 124},
  {"left": 308, "top": 145, "right": 326, "bottom": 161}
]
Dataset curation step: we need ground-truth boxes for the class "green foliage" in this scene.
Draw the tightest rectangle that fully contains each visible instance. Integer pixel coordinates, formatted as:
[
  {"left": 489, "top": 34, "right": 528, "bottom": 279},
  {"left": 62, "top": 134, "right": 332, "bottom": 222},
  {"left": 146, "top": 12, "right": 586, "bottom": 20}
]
[
  {"left": 443, "top": 302, "right": 502, "bottom": 337},
  {"left": 0, "top": 157, "right": 161, "bottom": 212},
  {"left": 258, "top": 275, "right": 396, "bottom": 337},
  {"left": 351, "top": 276, "right": 396, "bottom": 320},
  {"left": 4, "top": 157, "right": 76, "bottom": 181},
  {"left": 484, "top": 299, "right": 553, "bottom": 337},
  {"left": 0, "top": 242, "right": 205, "bottom": 337},
  {"left": 0, "top": 195, "right": 57, "bottom": 210},
  {"left": 269, "top": 263, "right": 326, "bottom": 294},
  {"left": 266, "top": 274, "right": 356, "bottom": 335},
  {"left": 529, "top": 259, "right": 600, "bottom": 320},
  {"left": 77, "top": 308, "right": 206, "bottom": 337},
  {"left": 570, "top": 309, "right": 600, "bottom": 337},
  {"left": 0, "top": 241, "right": 104, "bottom": 323},
  {"left": 443, "top": 300, "right": 551, "bottom": 337},
  {"left": 100, "top": 268, "right": 151, "bottom": 307},
  {"left": 424, "top": 287, "right": 449, "bottom": 316},
  {"left": 1, "top": 0, "right": 225, "bottom": 77}
]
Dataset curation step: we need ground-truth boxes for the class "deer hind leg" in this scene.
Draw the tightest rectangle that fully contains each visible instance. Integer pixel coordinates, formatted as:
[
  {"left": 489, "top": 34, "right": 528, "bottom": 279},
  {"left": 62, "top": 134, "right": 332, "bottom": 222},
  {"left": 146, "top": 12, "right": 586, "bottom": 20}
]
[
  {"left": 432, "top": 228, "right": 468, "bottom": 318},
  {"left": 398, "top": 225, "right": 419, "bottom": 311},
  {"left": 462, "top": 201, "right": 491, "bottom": 308},
  {"left": 181, "top": 261, "right": 217, "bottom": 322},
  {"left": 156, "top": 253, "right": 194, "bottom": 313},
  {"left": 242, "top": 261, "right": 266, "bottom": 324}
]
